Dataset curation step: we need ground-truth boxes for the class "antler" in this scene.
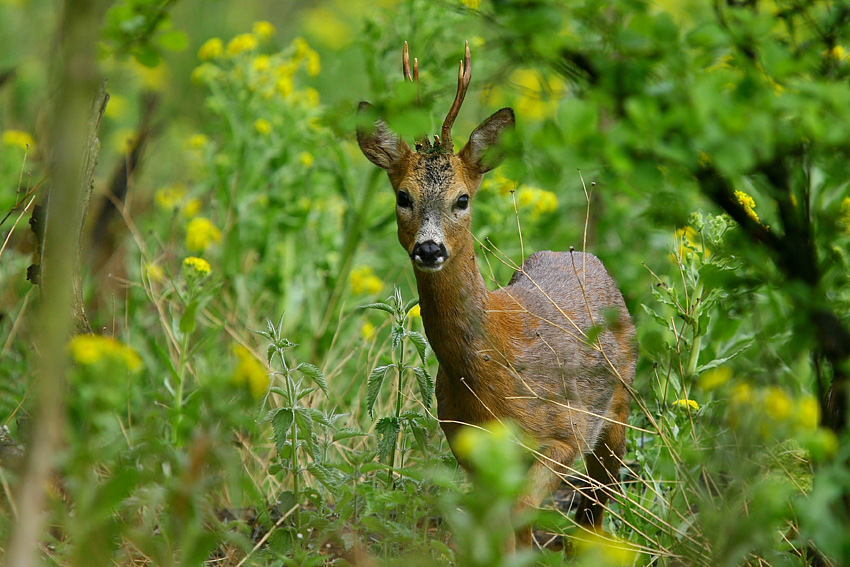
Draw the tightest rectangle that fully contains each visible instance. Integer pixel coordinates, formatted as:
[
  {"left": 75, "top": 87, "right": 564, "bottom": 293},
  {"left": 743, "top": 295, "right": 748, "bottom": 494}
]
[
  {"left": 404, "top": 41, "right": 433, "bottom": 151},
  {"left": 402, "top": 41, "right": 419, "bottom": 83},
  {"left": 440, "top": 41, "right": 472, "bottom": 152}
]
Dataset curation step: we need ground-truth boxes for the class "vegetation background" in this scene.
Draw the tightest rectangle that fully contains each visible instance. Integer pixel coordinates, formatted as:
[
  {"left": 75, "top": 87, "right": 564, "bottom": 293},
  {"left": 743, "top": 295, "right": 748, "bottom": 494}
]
[{"left": 1, "top": 0, "right": 850, "bottom": 565}]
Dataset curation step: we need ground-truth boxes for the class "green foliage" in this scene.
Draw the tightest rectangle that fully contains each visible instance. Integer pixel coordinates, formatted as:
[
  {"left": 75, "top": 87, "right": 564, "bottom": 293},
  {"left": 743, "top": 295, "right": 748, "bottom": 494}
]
[
  {"left": 3, "top": 0, "right": 850, "bottom": 566},
  {"left": 361, "top": 287, "right": 436, "bottom": 483},
  {"left": 102, "top": 0, "right": 188, "bottom": 66}
]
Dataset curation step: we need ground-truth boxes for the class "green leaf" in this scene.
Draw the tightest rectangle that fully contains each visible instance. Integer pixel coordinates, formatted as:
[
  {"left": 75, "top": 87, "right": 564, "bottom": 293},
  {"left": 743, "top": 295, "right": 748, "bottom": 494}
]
[
  {"left": 359, "top": 302, "right": 394, "bottom": 314},
  {"left": 296, "top": 362, "right": 328, "bottom": 396},
  {"left": 403, "top": 412, "right": 429, "bottom": 454},
  {"left": 179, "top": 299, "right": 198, "bottom": 335},
  {"left": 270, "top": 408, "right": 294, "bottom": 454},
  {"left": 696, "top": 341, "right": 753, "bottom": 374},
  {"left": 295, "top": 408, "right": 317, "bottom": 459},
  {"left": 408, "top": 331, "right": 428, "bottom": 365},
  {"left": 391, "top": 324, "right": 404, "bottom": 351},
  {"left": 412, "top": 366, "right": 433, "bottom": 410},
  {"left": 367, "top": 364, "right": 392, "bottom": 418},
  {"left": 307, "top": 462, "right": 345, "bottom": 495},
  {"left": 332, "top": 427, "right": 369, "bottom": 442},
  {"left": 403, "top": 297, "right": 420, "bottom": 315},
  {"left": 132, "top": 43, "right": 161, "bottom": 67},
  {"left": 360, "top": 462, "right": 386, "bottom": 474},
  {"left": 375, "top": 417, "right": 400, "bottom": 460},
  {"left": 157, "top": 29, "right": 189, "bottom": 52},
  {"left": 305, "top": 407, "right": 334, "bottom": 428}
]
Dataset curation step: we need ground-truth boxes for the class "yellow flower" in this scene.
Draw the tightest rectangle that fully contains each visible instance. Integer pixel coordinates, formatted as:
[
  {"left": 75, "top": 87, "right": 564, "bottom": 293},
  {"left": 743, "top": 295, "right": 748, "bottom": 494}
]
[
  {"left": 293, "top": 37, "right": 311, "bottom": 58},
  {"left": 185, "top": 217, "right": 222, "bottom": 252},
  {"left": 734, "top": 190, "right": 762, "bottom": 224},
  {"left": 574, "top": 531, "right": 638, "bottom": 565},
  {"left": 302, "top": 8, "right": 352, "bottom": 50},
  {"left": 763, "top": 387, "right": 792, "bottom": 421},
  {"left": 361, "top": 321, "right": 376, "bottom": 339},
  {"left": 183, "top": 256, "right": 212, "bottom": 275},
  {"left": 461, "top": 0, "right": 482, "bottom": 8},
  {"left": 131, "top": 60, "right": 168, "bottom": 91},
  {"left": 198, "top": 37, "right": 224, "bottom": 61},
  {"left": 408, "top": 304, "right": 421, "bottom": 318},
  {"left": 675, "top": 226, "right": 710, "bottom": 261},
  {"left": 182, "top": 198, "right": 202, "bottom": 218},
  {"left": 232, "top": 345, "right": 270, "bottom": 398},
  {"left": 277, "top": 75, "right": 294, "bottom": 98},
  {"left": 349, "top": 265, "right": 383, "bottom": 295},
  {"left": 104, "top": 94, "right": 129, "bottom": 120},
  {"left": 112, "top": 128, "right": 138, "bottom": 153},
  {"left": 255, "top": 118, "right": 272, "bottom": 136},
  {"left": 673, "top": 398, "right": 700, "bottom": 411},
  {"left": 191, "top": 63, "right": 221, "bottom": 84},
  {"left": 252, "top": 55, "right": 271, "bottom": 72},
  {"left": 308, "top": 87, "right": 321, "bottom": 107},
  {"left": 188, "top": 134, "right": 208, "bottom": 149},
  {"left": 453, "top": 421, "right": 514, "bottom": 460},
  {"left": 299, "top": 152, "right": 314, "bottom": 168},
  {"left": 824, "top": 45, "right": 847, "bottom": 60},
  {"left": 796, "top": 396, "right": 819, "bottom": 432},
  {"left": 227, "top": 33, "right": 258, "bottom": 56},
  {"left": 481, "top": 169, "right": 516, "bottom": 195},
  {"left": 731, "top": 382, "right": 753, "bottom": 405},
  {"left": 3, "top": 129, "right": 36, "bottom": 152},
  {"left": 509, "top": 68, "right": 564, "bottom": 120},
  {"left": 306, "top": 49, "right": 321, "bottom": 76},
  {"left": 69, "top": 334, "right": 143, "bottom": 372},
  {"left": 517, "top": 186, "right": 558, "bottom": 219},
  {"left": 839, "top": 197, "right": 850, "bottom": 233},
  {"left": 535, "top": 190, "right": 558, "bottom": 216},
  {"left": 146, "top": 262, "right": 165, "bottom": 283},
  {"left": 155, "top": 183, "right": 188, "bottom": 211},
  {"left": 253, "top": 20, "right": 276, "bottom": 41},
  {"left": 699, "top": 366, "right": 731, "bottom": 391}
]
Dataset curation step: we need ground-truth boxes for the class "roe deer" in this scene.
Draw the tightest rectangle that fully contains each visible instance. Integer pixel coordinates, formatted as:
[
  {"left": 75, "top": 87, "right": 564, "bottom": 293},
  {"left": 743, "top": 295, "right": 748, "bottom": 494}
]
[{"left": 357, "top": 42, "right": 637, "bottom": 547}]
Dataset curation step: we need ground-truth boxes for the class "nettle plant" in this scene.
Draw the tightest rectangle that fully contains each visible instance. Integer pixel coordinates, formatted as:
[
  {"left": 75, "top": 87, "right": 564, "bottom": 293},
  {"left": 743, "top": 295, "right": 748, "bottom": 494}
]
[{"left": 361, "top": 288, "right": 436, "bottom": 485}]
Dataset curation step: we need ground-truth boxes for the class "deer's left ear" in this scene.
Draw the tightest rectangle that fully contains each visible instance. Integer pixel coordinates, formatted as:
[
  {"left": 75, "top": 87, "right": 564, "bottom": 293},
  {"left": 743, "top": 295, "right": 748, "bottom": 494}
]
[
  {"left": 459, "top": 107, "right": 515, "bottom": 175},
  {"left": 357, "top": 101, "right": 412, "bottom": 171}
]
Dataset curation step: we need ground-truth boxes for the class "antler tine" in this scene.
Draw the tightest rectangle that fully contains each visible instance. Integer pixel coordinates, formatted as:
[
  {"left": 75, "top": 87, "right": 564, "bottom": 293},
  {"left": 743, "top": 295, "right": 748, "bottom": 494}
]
[
  {"left": 403, "top": 41, "right": 413, "bottom": 81},
  {"left": 403, "top": 42, "right": 428, "bottom": 150},
  {"left": 440, "top": 40, "right": 472, "bottom": 152}
]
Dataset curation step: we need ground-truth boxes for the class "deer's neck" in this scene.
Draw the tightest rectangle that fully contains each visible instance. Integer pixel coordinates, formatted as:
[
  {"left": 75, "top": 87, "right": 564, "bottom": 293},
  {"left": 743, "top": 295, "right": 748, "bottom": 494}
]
[{"left": 414, "top": 246, "right": 490, "bottom": 376}]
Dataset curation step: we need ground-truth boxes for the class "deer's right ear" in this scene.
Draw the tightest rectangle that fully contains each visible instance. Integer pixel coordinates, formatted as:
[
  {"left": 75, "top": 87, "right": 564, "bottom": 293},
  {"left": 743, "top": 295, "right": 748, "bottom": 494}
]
[
  {"left": 356, "top": 102, "right": 411, "bottom": 170},
  {"left": 459, "top": 107, "right": 516, "bottom": 175}
]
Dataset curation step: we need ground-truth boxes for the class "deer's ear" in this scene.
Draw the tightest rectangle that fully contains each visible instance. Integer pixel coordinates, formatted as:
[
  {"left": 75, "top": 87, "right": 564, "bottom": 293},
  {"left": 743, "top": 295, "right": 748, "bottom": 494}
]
[
  {"left": 459, "top": 107, "right": 515, "bottom": 175},
  {"left": 356, "top": 102, "right": 412, "bottom": 170}
]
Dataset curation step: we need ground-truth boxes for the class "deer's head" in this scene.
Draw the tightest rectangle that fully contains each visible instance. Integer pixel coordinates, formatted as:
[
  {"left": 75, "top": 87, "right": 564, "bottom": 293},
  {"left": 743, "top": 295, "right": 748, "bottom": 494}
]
[{"left": 357, "top": 42, "right": 515, "bottom": 272}]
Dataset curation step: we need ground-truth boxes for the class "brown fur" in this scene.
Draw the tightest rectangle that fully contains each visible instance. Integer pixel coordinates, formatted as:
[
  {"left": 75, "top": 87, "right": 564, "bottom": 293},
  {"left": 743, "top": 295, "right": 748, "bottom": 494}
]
[{"left": 358, "top": 73, "right": 636, "bottom": 549}]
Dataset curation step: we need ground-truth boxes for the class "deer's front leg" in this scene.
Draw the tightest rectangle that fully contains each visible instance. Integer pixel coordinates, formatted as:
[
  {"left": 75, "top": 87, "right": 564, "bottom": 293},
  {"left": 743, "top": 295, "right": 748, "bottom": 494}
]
[{"left": 514, "top": 441, "right": 580, "bottom": 547}]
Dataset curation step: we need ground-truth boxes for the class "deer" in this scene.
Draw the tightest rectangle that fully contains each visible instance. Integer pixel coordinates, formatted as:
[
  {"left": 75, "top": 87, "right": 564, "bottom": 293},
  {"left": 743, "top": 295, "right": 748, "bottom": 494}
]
[{"left": 356, "top": 41, "right": 637, "bottom": 548}]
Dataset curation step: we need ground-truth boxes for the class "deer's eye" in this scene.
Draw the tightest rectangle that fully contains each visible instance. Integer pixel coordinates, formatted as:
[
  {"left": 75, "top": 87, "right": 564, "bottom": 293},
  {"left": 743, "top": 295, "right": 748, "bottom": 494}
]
[
  {"left": 455, "top": 194, "right": 470, "bottom": 210},
  {"left": 397, "top": 191, "right": 412, "bottom": 209}
]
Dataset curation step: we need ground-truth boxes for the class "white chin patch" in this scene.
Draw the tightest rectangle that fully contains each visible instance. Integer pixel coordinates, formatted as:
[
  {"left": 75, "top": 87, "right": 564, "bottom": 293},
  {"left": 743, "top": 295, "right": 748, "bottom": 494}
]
[{"left": 413, "top": 257, "right": 445, "bottom": 272}]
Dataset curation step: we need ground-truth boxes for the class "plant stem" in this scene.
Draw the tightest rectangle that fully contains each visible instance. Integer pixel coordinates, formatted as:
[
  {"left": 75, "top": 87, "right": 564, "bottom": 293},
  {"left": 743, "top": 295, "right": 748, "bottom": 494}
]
[
  {"left": 173, "top": 330, "right": 190, "bottom": 444},
  {"left": 388, "top": 320, "right": 406, "bottom": 487},
  {"left": 281, "top": 349, "right": 301, "bottom": 535},
  {"left": 685, "top": 281, "right": 705, "bottom": 381}
]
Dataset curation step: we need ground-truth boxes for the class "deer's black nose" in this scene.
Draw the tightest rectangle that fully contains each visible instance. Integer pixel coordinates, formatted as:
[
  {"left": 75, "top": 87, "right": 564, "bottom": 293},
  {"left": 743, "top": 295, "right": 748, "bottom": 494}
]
[{"left": 412, "top": 240, "right": 448, "bottom": 268}]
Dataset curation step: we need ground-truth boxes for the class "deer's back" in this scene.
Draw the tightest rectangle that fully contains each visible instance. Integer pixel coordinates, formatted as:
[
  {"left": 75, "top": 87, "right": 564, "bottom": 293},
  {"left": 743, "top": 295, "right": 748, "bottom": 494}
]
[{"left": 483, "top": 250, "right": 636, "bottom": 449}]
